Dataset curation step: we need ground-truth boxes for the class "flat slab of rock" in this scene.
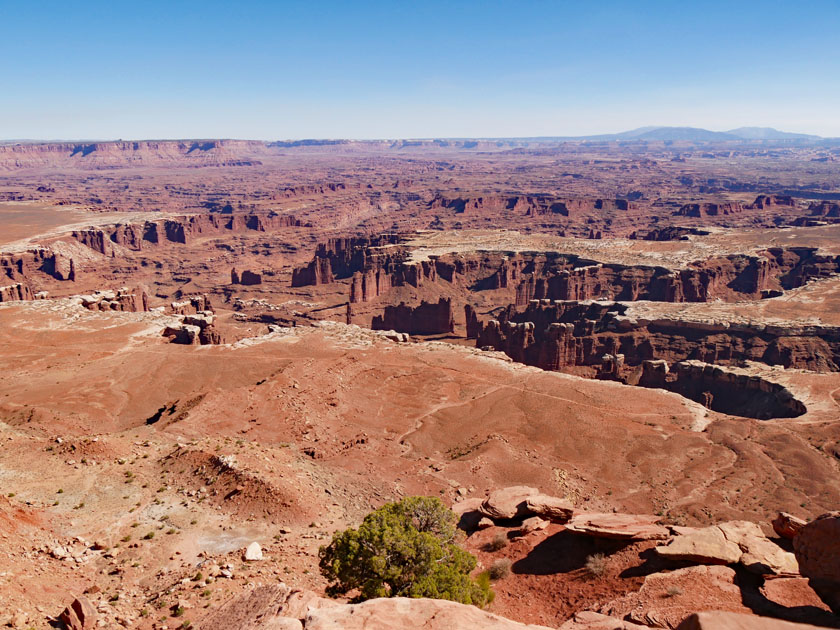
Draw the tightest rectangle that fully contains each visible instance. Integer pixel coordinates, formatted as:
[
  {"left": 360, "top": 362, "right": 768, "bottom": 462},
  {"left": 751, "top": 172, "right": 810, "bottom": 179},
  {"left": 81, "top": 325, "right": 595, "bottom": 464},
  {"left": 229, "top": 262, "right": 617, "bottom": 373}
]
[
  {"left": 479, "top": 486, "right": 539, "bottom": 520},
  {"left": 719, "top": 521, "right": 797, "bottom": 575},
  {"left": 525, "top": 494, "right": 574, "bottom": 523},
  {"left": 197, "top": 584, "right": 338, "bottom": 629},
  {"left": 305, "top": 597, "right": 555, "bottom": 630},
  {"left": 657, "top": 525, "right": 743, "bottom": 565},
  {"left": 564, "top": 512, "right": 670, "bottom": 540},
  {"left": 657, "top": 521, "right": 798, "bottom": 575},
  {"left": 677, "top": 611, "right": 829, "bottom": 630},
  {"left": 559, "top": 611, "right": 650, "bottom": 629},
  {"left": 601, "top": 565, "right": 748, "bottom": 629}
]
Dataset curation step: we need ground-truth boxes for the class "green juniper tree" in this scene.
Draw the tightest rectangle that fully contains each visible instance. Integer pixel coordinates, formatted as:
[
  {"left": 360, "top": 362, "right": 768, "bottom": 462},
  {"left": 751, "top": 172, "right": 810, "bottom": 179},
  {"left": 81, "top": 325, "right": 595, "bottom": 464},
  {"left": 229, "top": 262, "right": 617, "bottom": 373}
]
[{"left": 319, "top": 496, "right": 493, "bottom": 606}]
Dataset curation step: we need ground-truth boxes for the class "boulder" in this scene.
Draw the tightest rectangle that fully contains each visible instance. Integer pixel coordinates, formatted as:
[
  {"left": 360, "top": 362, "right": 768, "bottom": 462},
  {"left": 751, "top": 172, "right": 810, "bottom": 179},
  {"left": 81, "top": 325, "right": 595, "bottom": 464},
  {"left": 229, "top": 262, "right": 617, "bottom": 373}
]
[
  {"left": 718, "top": 521, "right": 797, "bottom": 575},
  {"left": 244, "top": 541, "right": 263, "bottom": 561},
  {"left": 656, "top": 526, "right": 741, "bottom": 564},
  {"left": 564, "top": 512, "right": 670, "bottom": 540},
  {"left": 600, "top": 565, "right": 748, "bottom": 629},
  {"left": 656, "top": 521, "right": 797, "bottom": 574},
  {"left": 677, "top": 611, "right": 828, "bottom": 630},
  {"left": 524, "top": 494, "right": 574, "bottom": 523},
  {"left": 452, "top": 497, "right": 484, "bottom": 530},
  {"left": 793, "top": 511, "right": 840, "bottom": 614},
  {"left": 59, "top": 596, "right": 97, "bottom": 630},
  {"left": 479, "top": 486, "right": 539, "bottom": 521},
  {"left": 559, "top": 611, "right": 650, "bottom": 629},
  {"left": 772, "top": 512, "right": 806, "bottom": 539},
  {"left": 304, "top": 597, "right": 555, "bottom": 630},
  {"left": 518, "top": 515, "right": 549, "bottom": 535}
]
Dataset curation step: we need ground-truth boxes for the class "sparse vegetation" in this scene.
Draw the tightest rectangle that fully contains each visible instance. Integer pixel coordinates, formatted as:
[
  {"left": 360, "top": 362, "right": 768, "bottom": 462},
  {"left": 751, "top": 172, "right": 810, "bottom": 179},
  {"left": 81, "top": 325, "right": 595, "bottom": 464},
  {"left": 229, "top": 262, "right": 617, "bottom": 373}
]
[
  {"left": 485, "top": 532, "right": 508, "bottom": 552},
  {"left": 488, "top": 557, "right": 512, "bottom": 580},
  {"left": 585, "top": 553, "right": 607, "bottom": 577}
]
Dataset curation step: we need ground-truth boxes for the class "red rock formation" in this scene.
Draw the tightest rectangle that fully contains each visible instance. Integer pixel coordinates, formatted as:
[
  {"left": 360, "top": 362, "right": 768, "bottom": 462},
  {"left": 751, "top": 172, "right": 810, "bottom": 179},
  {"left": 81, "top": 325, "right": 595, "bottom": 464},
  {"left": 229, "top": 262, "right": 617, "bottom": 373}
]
[
  {"left": 470, "top": 299, "right": 836, "bottom": 414},
  {"left": 80, "top": 287, "right": 149, "bottom": 312},
  {"left": 0, "top": 139, "right": 270, "bottom": 170},
  {"left": 371, "top": 298, "right": 455, "bottom": 335},
  {"left": 231, "top": 269, "right": 262, "bottom": 285},
  {"left": 71, "top": 213, "right": 302, "bottom": 252},
  {"left": 676, "top": 202, "right": 745, "bottom": 217},
  {"left": 290, "top": 257, "right": 334, "bottom": 286},
  {"left": 0, "top": 282, "right": 33, "bottom": 302},
  {"left": 428, "top": 194, "right": 632, "bottom": 216},
  {"left": 169, "top": 294, "right": 213, "bottom": 315}
]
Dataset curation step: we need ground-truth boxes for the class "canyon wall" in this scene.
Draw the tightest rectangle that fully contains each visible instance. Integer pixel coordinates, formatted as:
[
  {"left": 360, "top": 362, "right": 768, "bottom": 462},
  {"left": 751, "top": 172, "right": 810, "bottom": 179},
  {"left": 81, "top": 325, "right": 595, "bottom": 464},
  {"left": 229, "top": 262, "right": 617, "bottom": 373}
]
[
  {"left": 72, "top": 213, "right": 302, "bottom": 254},
  {"left": 370, "top": 298, "right": 455, "bottom": 335},
  {"left": 470, "top": 299, "right": 840, "bottom": 374},
  {"left": 638, "top": 360, "right": 806, "bottom": 419},
  {"left": 293, "top": 239, "right": 840, "bottom": 308},
  {"left": 0, "top": 140, "right": 270, "bottom": 170}
]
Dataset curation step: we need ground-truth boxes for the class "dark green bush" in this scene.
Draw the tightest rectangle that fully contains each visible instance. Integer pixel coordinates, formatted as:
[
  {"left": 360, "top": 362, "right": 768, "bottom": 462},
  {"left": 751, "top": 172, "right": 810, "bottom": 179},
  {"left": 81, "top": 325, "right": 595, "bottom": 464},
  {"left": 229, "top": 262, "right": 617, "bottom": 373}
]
[{"left": 319, "top": 496, "right": 493, "bottom": 606}]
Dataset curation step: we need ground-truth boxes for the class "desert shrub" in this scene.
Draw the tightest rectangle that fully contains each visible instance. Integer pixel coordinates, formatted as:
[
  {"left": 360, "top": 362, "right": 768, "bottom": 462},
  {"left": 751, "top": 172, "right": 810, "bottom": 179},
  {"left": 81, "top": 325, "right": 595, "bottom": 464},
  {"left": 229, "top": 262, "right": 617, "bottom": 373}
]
[
  {"left": 485, "top": 532, "right": 508, "bottom": 552},
  {"left": 488, "top": 558, "right": 512, "bottom": 580},
  {"left": 665, "top": 585, "right": 683, "bottom": 597},
  {"left": 319, "top": 496, "right": 493, "bottom": 606},
  {"left": 585, "top": 553, "right": 607, "bottom": 577}
]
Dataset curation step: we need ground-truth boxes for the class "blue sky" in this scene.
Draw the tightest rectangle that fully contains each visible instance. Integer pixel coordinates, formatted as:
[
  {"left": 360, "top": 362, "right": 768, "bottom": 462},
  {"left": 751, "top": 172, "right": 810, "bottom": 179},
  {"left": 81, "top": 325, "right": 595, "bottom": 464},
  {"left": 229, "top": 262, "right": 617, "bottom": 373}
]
[{"left": 2, "top": 0, "right": 838, "bottom": 139}]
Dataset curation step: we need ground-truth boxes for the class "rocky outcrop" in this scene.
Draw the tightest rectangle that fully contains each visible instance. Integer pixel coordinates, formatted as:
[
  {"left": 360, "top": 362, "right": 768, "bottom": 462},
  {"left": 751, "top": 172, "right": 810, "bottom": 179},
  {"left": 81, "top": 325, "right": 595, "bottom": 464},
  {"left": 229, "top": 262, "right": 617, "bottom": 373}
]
[
  {"left": 808, "top": 201, "right": 840, "bottom": 218},
  {"left": 639, "top": 361, "right": 807, "bottom": 420},
  {"left": 564, "top": 512, "right": 670, "bottom": 541},
  {"left": 676, "top": 202, "right": 746, "bottom": 217},
  {"left": 80, "top": 287, "right": 149, "bottom": 312},
  {"left": 656, "top": 520, "right": 798, "bottom": 575},
  {"left": 0, "top": 282, "right": 33, "bottom": 302},
  {"left": 793, "top": 512, "right": 840, "bottom": 614},
  {"left": 559, "top": 612, "right": 651, "bottom": 630},
  {"left": 428, "top": 194, "right": 632, "bottom": 216},
  {"left": 0, "top": 139, "right": 271, "bottom": 170},
  {"left": 629, "top": 227, "right": 710, "bottom": 241},
  {"left": 71, "top": 213, "right": 302, "bottom": 253},
  {"left": 371, "top": 298, "right": 454, "bottom": 335},
  {"left": 169, "top": 294, "right": 213, "bottom": 315},
  {"left": 2, "top": 248, "right": 78, "bottom": 288},
  {"left": 232, "top": 269, "right": 263, "bottom": 285},
  {"left": 601, "top": 566, "right": 747, "bottom": 629},
  {"left": 677, "top": 611, "right": 828, "bottom": 630},
  {"left": 477, "top": 299, "right": 838, "bottom": 369},
  {"left": 291, "top": 257, "right": 334, "bottom": 286},
  {"left": 164, "top": 312, "right": 222, "bottom": 345},
  {"left": 772, "top": 512, "right": 806, "bottom": 539},
  {"left": 197, "top": 583, "right": 337, "bottom": 630},
  {"left": 304, "top": 597, "right": 555, "bottom": 630},
  {"left": 479, "top": 486, "right": 540, "bottom": 521}
]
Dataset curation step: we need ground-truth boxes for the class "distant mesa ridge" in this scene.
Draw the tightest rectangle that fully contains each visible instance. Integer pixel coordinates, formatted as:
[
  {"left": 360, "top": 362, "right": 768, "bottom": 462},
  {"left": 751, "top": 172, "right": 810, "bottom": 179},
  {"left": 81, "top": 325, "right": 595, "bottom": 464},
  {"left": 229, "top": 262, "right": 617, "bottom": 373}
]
[{"left": 0, "top": 127, "right": 831, "bottom": 170}]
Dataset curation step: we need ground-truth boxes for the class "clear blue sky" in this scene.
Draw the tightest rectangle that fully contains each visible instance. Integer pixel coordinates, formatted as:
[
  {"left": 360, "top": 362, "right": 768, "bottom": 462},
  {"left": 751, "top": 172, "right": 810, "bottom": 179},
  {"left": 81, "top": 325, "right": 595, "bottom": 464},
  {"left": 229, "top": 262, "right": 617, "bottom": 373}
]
[{"left": 2, "top": 0, "right": 838, "bottom": 140}]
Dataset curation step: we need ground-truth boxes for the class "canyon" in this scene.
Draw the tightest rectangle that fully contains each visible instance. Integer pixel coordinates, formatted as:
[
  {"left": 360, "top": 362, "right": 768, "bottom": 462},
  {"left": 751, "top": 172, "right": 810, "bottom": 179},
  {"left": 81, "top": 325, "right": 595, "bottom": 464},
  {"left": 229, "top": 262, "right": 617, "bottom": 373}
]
[{"left": 0, "top": 137, "right": 839, "bottom": 630}]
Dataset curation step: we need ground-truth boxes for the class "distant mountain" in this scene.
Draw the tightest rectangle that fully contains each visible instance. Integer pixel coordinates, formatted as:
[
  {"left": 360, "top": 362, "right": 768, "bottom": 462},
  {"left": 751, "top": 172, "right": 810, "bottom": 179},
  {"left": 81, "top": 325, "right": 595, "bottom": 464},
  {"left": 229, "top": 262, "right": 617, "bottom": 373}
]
[
  {"left": 618, "top": 127, "right": 739, "bottom": 141},
  {"left": 724, "top": 126, "right": 820, "bottom": 140},
  {"left": 568, "top": 126, "right": 822, "bottom": 142}
]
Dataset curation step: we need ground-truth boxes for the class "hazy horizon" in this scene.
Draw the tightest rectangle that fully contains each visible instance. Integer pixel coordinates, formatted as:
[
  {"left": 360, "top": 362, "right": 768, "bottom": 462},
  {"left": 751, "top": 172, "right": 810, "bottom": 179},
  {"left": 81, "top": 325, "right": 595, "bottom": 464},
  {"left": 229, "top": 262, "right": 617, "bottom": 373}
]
[{"left": 3, "top": 0, "right": 839, "bottom": 140}]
